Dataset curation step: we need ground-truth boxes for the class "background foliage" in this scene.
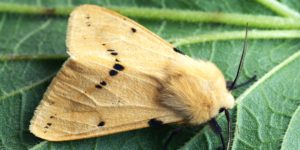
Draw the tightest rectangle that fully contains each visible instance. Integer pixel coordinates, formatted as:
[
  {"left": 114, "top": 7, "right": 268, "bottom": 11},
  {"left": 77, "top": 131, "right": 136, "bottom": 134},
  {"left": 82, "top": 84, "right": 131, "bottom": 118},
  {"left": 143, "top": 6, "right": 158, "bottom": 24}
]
[{"left": 0, "top": 0, "right": 300, "bottom": 150}]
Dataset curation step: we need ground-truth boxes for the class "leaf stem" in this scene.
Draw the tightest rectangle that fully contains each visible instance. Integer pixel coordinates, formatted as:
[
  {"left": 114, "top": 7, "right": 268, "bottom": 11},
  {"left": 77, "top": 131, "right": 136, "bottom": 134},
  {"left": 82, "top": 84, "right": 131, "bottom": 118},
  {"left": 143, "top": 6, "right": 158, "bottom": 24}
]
[
  {"left": 0, "top": 54, "right": 68, "bottom": 61},
  {"left": 172, "top": 30, "right": 300, "bottom": 46},
  {"left": 1, "top": 3, "right": 300, "bottom": 29},
  {"left": 0, "top": 2, "right": 73, "bottom": 16},
  {"left": 110, "top": 7, "right": 300, "bottom": 29},
  {"left": 255, "top": 0, "right": 300, "bottom": 18}
]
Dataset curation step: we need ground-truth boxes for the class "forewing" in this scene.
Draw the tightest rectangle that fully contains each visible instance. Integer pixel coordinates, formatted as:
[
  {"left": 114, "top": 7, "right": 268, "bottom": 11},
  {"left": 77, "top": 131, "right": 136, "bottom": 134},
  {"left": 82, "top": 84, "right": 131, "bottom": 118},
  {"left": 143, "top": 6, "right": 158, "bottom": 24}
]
[
  {"left": 30, "top": 5, "right": 183, "bottom": 141},
  {"left": 67, "top": 5, "right": 180, "bottom": 77}
]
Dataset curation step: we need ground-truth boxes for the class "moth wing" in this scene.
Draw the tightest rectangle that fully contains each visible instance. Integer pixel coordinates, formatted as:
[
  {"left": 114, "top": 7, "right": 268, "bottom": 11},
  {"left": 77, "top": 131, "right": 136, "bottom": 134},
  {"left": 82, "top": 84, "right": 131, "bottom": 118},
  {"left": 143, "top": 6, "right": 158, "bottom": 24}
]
[
  {"left": 67, "top": 5, "right": 179, "bottom": 77},
  {"left": 30, "top": 5, "right": 183, "bottom": 141}
]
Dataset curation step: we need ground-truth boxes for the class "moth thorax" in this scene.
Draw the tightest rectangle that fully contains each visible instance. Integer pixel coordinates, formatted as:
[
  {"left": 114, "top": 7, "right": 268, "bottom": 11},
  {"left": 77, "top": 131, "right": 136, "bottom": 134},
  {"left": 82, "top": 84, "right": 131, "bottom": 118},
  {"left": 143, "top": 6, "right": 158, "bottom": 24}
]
[
  {"left": 158, "top": 58, "right": 235, "bottom": 125},
  {"left": 158, "top": 76, "right": 220, "bottom": 124}
]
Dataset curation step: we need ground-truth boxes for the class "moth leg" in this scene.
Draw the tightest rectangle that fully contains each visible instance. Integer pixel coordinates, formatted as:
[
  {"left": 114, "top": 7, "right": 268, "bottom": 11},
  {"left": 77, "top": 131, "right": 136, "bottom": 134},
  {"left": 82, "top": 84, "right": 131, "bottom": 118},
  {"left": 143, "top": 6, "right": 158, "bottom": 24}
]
[
  {"left": 163, "top": 126, "right": 183, "bottom": 150},
  {"left": 209, "top": 118, "right": 225, "bottom": 150},
  {"left": 226, "top": 75, "right": 257, "bottom": 90}
]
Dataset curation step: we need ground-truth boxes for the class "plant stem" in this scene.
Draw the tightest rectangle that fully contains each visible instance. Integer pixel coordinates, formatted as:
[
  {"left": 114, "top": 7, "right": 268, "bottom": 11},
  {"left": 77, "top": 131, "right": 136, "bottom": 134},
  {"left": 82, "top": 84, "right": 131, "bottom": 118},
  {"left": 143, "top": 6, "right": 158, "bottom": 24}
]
[
  {"left": 1, "top": 3, "right": 300, "bottom": 29},
  {"left": 0, "top": 3, "right": 73, "bottom": 15},
  {"left": 255, "top": 0, "right": 300, "bottom": 18},
  {"left": 172, "top": 30, "right": 300, "bottom": 46},
  {"left": 0, "top": 54, "right": 67, "bottom": 61}
]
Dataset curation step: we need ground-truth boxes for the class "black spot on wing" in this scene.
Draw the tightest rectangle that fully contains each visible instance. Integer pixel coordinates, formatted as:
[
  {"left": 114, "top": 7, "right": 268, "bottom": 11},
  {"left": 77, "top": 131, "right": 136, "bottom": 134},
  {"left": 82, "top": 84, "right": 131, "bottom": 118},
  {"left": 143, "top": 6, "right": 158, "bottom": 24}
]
[
  {"left": 107, "top": 49, "right": 118, "bottom": 55},
  {"left": 98, "top": 121, "right": 105, "bottom": 127},
  {"left": 109, "top": 70, "right": 118, "bottom": 76},
  {"left": 111, "top": 52, "right": 118, "bottom": 56},
  {"left": 48, "top": 100, "right": 55, "bottom": 105},
  {"left": 113, "top": 64, "right": 125, "bottom": 71},
  {"left": 96, "top": 81, "right": 107, "bottom": 88},
  {"left": 95, "top": 84, "right": 102, "bottom": 89},
  {"left": 100, "top": 81, "right": 107, "bottom": 86},
  {"left": 50, "top": 116, "right": 54, "bottom": 119},
  {"left": 131, "top": 27, "right": 137, "bottom": 33},
  {"left": 148, "top": 119, "right": 163, "bottom": 127},
  {"left": 44, "top": 122, "right": 52, "bottom": 129},
  {"left": 115, "top": 59, "right": 120, "bottom": 62},
  {"left": 173, "top": 47, "right": 184, "bottom": 55}
]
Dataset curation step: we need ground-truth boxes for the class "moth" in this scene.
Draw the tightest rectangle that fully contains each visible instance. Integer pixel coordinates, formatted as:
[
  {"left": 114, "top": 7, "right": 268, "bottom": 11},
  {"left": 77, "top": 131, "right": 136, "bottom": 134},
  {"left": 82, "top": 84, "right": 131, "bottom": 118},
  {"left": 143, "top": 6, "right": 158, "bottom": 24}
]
[{"left": 30, "top": 4, "right": 252, "bottom": 149}]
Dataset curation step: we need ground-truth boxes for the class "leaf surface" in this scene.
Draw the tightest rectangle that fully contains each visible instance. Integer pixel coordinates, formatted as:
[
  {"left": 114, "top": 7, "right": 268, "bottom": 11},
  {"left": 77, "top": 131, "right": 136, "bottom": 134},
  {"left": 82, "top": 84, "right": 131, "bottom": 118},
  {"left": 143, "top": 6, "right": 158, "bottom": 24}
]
[{"left": 0, "top": 0, "right": 300, "bottom": 150}]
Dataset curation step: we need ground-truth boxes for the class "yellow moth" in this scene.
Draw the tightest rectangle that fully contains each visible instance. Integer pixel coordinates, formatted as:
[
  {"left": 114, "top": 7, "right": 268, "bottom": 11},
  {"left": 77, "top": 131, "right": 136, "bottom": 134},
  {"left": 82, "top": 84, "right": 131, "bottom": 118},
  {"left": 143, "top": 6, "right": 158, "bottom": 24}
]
[{"left": 30, "top": 5, "right": 236, "bottom": 143}]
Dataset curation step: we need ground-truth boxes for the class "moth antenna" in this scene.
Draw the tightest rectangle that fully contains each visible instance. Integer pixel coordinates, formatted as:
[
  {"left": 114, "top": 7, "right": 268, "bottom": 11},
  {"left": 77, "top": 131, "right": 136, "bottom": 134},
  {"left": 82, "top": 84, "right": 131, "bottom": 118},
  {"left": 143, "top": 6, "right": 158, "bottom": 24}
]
[
  {"left": 209, "top": 118, "right": 225, "bottom": 150},
  {"left": 228, "top": 24, "right": 249, "bottom": 90},
  {"left": 229, "top": 75, "right": 257, "bottom": 90},
  {"left": 224, "top": 109, "right": 232, "bottom": 150}
]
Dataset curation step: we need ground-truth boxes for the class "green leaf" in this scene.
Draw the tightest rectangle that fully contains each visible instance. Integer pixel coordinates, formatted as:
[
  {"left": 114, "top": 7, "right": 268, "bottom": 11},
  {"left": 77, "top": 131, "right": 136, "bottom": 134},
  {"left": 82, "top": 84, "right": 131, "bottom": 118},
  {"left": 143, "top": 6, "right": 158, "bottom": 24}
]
[
  {"left": 281, "top": 106, "right": 300, "bottom": 150},
  {"left": 231, "top": 51, "right": 300, "bottom": 149},
  {"left": 0, "top": 0, "right": 300, "bottom": 150}
]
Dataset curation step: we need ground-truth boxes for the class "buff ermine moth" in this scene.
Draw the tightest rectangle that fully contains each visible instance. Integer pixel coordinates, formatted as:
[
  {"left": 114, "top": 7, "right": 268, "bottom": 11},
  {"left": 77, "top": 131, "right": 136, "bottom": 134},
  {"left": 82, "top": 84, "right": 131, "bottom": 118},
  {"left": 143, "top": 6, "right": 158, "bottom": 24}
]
[{"left": 30, "top": 5, "right": 255, "bottom": 149}]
